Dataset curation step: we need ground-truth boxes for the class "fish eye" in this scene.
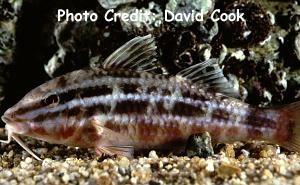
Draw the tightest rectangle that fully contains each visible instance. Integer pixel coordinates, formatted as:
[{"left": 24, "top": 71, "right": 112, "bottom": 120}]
[{"left": 42, "top": 94, "right": 59, "bottom": 106}]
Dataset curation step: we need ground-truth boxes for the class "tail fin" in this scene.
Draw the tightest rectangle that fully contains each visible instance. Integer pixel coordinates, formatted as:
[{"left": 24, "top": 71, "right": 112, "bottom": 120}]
[{"left": 279, "top": 102, "right": 300, "bottom": 153}]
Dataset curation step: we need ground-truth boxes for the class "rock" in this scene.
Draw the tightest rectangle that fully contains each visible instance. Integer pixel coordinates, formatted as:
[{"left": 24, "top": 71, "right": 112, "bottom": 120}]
[
  {"left": 185, "top": 132, "right": 214, "bottom": 158},
  {"left": 197, "top": 19, "right": 219, "bottom": 42},
  {"left": 98, "top": 0, "right": 136, "bottom": 9},
  {"left": 0, "top": 0, "right": 21, "bottom": 64},
  {"left": 117, "top": 2, "right": 163, "bottom": 34},
  {"left": 220, "top": 0, "right": 272, "bottom": 47},
  {"left": 166, "top": 0, "right": 215, "bottom": 27}
]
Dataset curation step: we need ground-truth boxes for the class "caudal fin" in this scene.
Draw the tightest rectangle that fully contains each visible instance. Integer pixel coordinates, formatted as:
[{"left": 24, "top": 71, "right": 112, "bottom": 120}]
[{"left": 280, "top": 102, "right": 300, "bottom": 153}]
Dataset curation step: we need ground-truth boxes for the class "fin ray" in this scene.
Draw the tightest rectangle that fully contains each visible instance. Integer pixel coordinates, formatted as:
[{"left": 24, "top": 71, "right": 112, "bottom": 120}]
[
  {"left": 90, "top": 118, "right": 134, "bottom": 158},
  {"left": 280, "top": 102, "right": 300, "bottom": 153},
  {"left": 103, "top": 35, "right": 158, "bottom": 72},
  {"left": 177, "top": 58, "right": 240, "bottom": 98}
]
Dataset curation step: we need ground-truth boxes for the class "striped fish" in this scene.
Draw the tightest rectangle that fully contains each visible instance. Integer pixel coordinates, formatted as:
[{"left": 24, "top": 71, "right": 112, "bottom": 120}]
[{"left": 1, "top": 35, "right": 300, "bottom": 160}]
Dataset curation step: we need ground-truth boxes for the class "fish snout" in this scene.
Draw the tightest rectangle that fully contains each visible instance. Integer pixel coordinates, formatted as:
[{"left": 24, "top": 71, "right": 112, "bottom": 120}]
[
  {"left": 1, "top": 108, "right": 29, "bottom": 135},
  {"left": 1, "top": 106, "right": 22, "bottom": 124},
  {"left": 2, "top": 108, "right": 17, "bottom": 124}
]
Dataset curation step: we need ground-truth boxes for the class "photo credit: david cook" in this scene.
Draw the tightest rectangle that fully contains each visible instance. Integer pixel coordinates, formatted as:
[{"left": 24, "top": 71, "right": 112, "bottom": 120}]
[{"left": 57, "top": 8, "right": 245, "bottom": 23}]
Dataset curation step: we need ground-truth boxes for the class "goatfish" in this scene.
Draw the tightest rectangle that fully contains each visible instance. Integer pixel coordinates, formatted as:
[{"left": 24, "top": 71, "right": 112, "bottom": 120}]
[{"left": 1, "top": 35, "right": 300, "bottom": 161}]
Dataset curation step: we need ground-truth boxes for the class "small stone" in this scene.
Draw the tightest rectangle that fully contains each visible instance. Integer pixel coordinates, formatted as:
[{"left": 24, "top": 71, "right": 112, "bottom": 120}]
[
  {"left": 130, "top": 177, "right": 138, "bottom": 184},
  {"left": 247, "top": 163, "right": 255, "bottom": 170},
  {"left": 25, "top": 157, "right": 32, "bottom": 164},
  {"left": 170, "top": 168, "right": 180, "bottom": 175},
  {"left": 231, "top": 50, "right": 246, "bottom": 61},
  {"left": 119, "top": 157, "right": 130, "bottom": 169},
  {"left": 7, "top": 150, "right": 14, "bottom": 158},
  {"left": 293, "top": 176, "right": 300, "bottom": 185},
  {"left": 20, "top": 161, "right": 27, "bottom": 169},
  {"left": 241, "top": 149, "right": 250, "bottom": 157},
  {"left": 36, "top": 148, "right": 48, "bottom": 155},
  {"left": 165, "top": 164, "right": 172, "bottom": 170},
  {"left": 158, "top": 161, "right": 163, "bottom": 169},
  {"left": 42, "top": 158, "right": 53, "bottom": 169},
  {"left": 149, "top": 150, "right": 158, "bottom": 159},
  {"left": 118, "top": 167, "right": 127, "bottom": 176},
  {"left": 62, "top": 174, "right": 70, "bottom": 184},
  {"left": 185, "top": 132, "right": 214, "bottom": 158},
  {"left": 90, "top": 160, "right": 98, "bottom": 167},
  {"left": 224, "top": 144, "right": 235, "bottom": 158},
  {"left": 262, "top": 169, "right": 273, "bottom": 180},
  {"left": 79, "top": 167, "right": 89, "bottom": 177},
  {"left": 2, "top": 170, "right": 13, "bottom": 178},
  {"left": 205, "top": 159, "right": 214, "bottom": 172},
  {"left": 259, "top": 145, "right": 277, "bottom": 158},
  {"left": 259, "top": 150, "right": 268, "bottom": 158},
  {"left": 279, "top": 166, "right": 287, "bottom": 175},
  {"left": 217, "top": 163, "right": 241, "bottom": 177}
]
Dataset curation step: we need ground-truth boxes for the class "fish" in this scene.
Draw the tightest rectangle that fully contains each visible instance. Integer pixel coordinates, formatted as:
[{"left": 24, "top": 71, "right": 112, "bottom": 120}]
[{"left": 1, "top": 35, "right": 300, "bottom": 161}]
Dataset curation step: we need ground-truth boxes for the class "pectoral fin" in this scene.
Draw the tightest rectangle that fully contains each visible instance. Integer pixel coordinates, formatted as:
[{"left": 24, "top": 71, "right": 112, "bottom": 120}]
[
  {"left": 96, "top": 145, "right": 134, "bottom": 159},
  {"left": 90, "top": 117, "right": 134, "bottom": 158}
]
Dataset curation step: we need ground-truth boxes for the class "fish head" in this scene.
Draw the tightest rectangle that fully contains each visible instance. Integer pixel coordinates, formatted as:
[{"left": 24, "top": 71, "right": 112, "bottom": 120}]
[{"left": 1, "top": 74, "right": 73, "bottom": 135}]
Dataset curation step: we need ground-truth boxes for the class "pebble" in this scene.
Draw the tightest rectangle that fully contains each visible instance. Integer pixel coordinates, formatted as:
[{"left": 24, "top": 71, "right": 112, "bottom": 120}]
[
  {"left": 247, "top": 163, "right": 255, "bottom": 170},
  {"left": 25, "top": 157, "right": 32, "bottom": 164},
  {"left": 165, "top": 164, "right": 173, "bottom": 170},
  {"left": 118, "top": 157, "right": 130, "bottom": 169},
  {"left": 262, "top": 169, "right": 273, "bottom": 179},
  {"left": 294, "top": 176, "right": 300, "bottom": 185},
  {"left": 279, "top": 166, "right": 287, "bottom": 175},
  {"left": 205, "top": 159, "right": 214, "bottom": 172},
  {"left": 217, "top": 163, "right": 241, "bottom": 177},
  {"left": 224, "top": 144, "right": 235, "bottom": 158},
  {"left": 130, "top": 177, "right": 138, "bottom": 184},
  {"left": 62, "top": 174, "right": 70, "bottom": 184},
  {"left": 241, "top": 149, "right": 250, "bottom": 157},
  {"left": 149, "top": 151, "right": 159, "bottom": 159},
  {"left": 7, "top": 150, "right": 14, "bottom": 158}
]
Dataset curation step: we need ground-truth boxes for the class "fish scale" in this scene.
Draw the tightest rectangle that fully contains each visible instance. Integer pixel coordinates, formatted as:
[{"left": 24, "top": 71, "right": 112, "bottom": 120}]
[{"left": 1, "top": 35, "right": 300, "bottom": 160}]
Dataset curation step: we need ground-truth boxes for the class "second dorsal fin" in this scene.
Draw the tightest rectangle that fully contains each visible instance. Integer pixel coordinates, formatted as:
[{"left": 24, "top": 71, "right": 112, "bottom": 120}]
[
  {"left": 177, "top": 58, "right": 241, "bottom": 98},
  {"left": 103, "top": 35, "right": 158, "bottom": 72}
]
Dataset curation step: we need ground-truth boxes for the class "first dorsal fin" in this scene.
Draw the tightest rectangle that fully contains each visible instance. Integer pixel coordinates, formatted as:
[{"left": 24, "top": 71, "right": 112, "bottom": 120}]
[
  {"left": 103, "top": 35, "right": 158, "bottom": 72},
  {"left": 177, "top": 58, "right": 241, "bottom": 98}
]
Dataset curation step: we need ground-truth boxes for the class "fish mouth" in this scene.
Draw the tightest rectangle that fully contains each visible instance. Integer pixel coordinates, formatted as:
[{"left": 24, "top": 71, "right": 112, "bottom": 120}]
[
  {"left": 1, "top": 114, "right": 13, "bottom": 124},
  {"left": 1, "top": 113, "right": 29, "bottom": 135},
  {"left": 1, "top": 106, "right": 20, "bottom": 124}
]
